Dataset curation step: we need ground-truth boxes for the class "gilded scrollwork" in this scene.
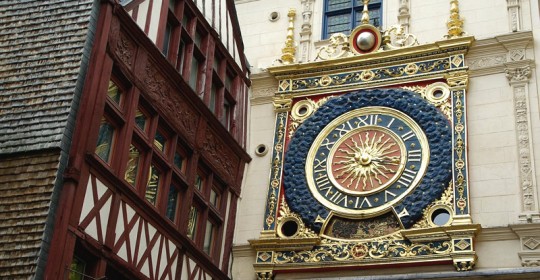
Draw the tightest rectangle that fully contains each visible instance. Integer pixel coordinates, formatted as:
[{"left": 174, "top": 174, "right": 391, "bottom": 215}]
[
  {"left": 382, "top": 24, "right": 419, "bottom": 50},
  {"left": 264, "top": 113, "right": 287, "bottom": 230},
  {"left": 315, "top": 33, "right": 353, "bottom": 61},
  {"left": 273, "top": 94, "right": 292, "bottom": 112},
  {"left": 274, "top": 238, "right": 452, "bottom": 264},
  {"left": 288, "top": 96, "right": 334, "bottom": 138},
  {"left": 277, "top": 197, "right": 317, "bottom": 238},
  {"left": 402, "top": 84, "right": 452, "bottom": 121},
  {"left": 412, "top": 184, "right": 454, "bottom": 229},
  {"left": 453, "top": 90, "right": 468, "bottom": 214},
  {"left": 290, "top": 59, "right": 450, "bottom": 92}
]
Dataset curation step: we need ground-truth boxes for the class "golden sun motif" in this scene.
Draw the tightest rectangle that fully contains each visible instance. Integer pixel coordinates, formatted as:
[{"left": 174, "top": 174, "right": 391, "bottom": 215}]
[{"left": 331, "top": 129, "right": 404, "bottom": 193}]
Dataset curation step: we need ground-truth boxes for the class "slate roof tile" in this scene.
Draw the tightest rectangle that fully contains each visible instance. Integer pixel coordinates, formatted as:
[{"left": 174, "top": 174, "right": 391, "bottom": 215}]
[
  {"left": 0, "top": 0, "right": 95, "bottom": 277},
  {"left": 0, "top": 0, "right": 94, "bottom": 155},
  {"left": 0, "top": 151, "right": 61, "bottom": 278}
]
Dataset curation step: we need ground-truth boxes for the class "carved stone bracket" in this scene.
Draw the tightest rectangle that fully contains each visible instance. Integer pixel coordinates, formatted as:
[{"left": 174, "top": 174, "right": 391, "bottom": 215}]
[
  {"left": 505, "top": 65, "right": 540, "bottom": 222},
  {"left": 511, "top": 224, "right": 540, "bottom": 266}
]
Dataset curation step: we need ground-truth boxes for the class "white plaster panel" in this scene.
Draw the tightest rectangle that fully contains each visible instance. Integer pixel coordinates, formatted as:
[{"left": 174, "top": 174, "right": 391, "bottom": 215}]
[
  {"left": 100, "top": 195, "right": 112, "bottom": 242},
  {"left": 79, "top": 177, "right": 94, "bottom": 224},
  {"left": 475, "top": 239, "right": 523, "bottom": 268},
  {"left": 148, "top": 0, "right": 163, "bottom": 43},
  {"left": 85, "top": 219, "right": 99, "bottom": 242}
]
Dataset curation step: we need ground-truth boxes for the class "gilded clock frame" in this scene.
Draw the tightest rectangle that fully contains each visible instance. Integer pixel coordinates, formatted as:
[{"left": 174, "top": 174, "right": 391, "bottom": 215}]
[{"left": 251, "top": 36, "right": 480, "bottom": 277}]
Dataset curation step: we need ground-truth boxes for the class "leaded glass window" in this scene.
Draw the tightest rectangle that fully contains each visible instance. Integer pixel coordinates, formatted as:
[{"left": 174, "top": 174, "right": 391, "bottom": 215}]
[
  {"left": 323, "top": 0, "right": 382, "bottom": 39},
  {"left": 95, "top": 118, "right": 115, "bottom": 162}
]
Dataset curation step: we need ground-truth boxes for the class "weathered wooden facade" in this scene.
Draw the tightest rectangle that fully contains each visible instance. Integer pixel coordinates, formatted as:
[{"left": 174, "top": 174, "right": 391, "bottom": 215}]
[{"left": 0, "top": 0, "right": 250, "bottom": 279}]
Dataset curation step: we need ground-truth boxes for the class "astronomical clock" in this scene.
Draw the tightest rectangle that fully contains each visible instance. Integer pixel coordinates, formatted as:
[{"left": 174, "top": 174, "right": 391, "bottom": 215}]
[{"left": 249, "top": 5, "right": 480, "bottom": 280}]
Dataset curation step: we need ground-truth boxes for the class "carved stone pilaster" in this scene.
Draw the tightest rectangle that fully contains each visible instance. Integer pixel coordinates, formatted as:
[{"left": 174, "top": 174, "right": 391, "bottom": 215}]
[
  {"left": 507, "top": 0, "right": 522, "bottom": 32},
  {"left": 398, "top": 0, "right": 411, "bottom": 33},
  {"left": 299, "top": 0, "right": 315, "bottom": 63},
  {"left": 505, "top": 65, "right": 540, "bottom": 222},
  {"left": 511, "top": 224, "right": 540, "bottom": 266}
]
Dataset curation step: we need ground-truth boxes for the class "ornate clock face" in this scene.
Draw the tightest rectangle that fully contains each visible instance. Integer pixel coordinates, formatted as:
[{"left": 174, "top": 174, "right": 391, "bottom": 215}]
[
  {"left": 306, "top": 107, "right": 429, "bottom": 217},
  {"left": 283, "top": 89, "right": 452, "bottom": 232}
]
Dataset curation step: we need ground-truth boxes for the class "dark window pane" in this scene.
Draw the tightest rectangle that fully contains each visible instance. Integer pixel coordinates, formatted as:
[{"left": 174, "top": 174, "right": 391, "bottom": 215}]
[
  {"left": 145, "top": 165, "right": 160, "bottom": 205},
  {"left": 125, "top": 145, "right": 141, "bottom": 186},
  {"left": 177, "top": 40, "right": 185, "bottom": 72},
  {"left": 221, "top": 99, "right": 231, "bottom": 130},
  {"left": 163, "top": 23, "right": 172, "bottom": 55},
  {"left": 135, "top": 109, "right": 147, "bottom": 131},
  {"left": 225, "top": 73, "right": 233, "bottom": 91},
  {"left": 187, "top": 206, "right": 198, "bottom": 239},
  {"left": 209, "top": 84, "right": 217, "bottom": 113},
  {"left": 107, "top": 80, "right": 121, "bottom": 104},
  {"left": 210, "top": 188, "right": 218, "bottom": 207},
  {"left": 154, "top": 131, "right": 166, "bottom": 152},
  {"left": 356, "top": 8, "right": 382, "bottom": 27},
  {"left": 189, "top": 57, "right": 199, "bottom": 90},
  {"left": 195, "top": 174, "right": 203, "bottom": 190},
  {"left": 96, "top": 118, "right": 114, "bottom": 162},
  {"left": 327, "top": 0, "right": 351, "bottom": 12},
  {"left": 166, "top": 185, "right": 179, "bottom": 221},
  {"left": 203, "top": 220, "right": 215, "bottom": 254},
  {"left": 194, "top": 31, "right": 203, "bottom": 47},
  {"left": 69, "top": 256, "right": 86, "bottom": 280},
  {"left": 174, "top": 152, "right": 184, "bottom": 171},
  {"left": 327, "top": 13, "right": 352, "bottom": 35}
]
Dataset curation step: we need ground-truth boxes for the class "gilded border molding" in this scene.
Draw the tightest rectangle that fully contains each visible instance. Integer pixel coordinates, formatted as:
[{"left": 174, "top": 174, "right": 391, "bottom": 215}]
[{"left": 261, "top": 112, "right": 288, "bottom": 232}]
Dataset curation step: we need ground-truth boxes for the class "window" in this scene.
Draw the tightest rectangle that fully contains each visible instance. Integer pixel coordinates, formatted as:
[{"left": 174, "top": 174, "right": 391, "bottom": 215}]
[
  {"left": 323, "top": 0, "right": 382, "bottom": 39},
  {"left": 203, "top": 219, "right": 216, "bottom": 254},
  {"left": 68, "top": 256, "right": 86, "bottom": 280},
  {"left": 187, "top": 206, "right": 198, "bottom": 239},
  {"left": 166, "top": 184, "right": 180, "bottom": 221},
  {"left": 95, "top": 117, "right": 115, "bottom": 162}
]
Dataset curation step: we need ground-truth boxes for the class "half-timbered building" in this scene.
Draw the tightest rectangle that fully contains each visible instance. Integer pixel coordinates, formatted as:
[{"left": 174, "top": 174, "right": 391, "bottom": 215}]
[{"left": 0, "top": 0, "right": 250, "bottom": 279}]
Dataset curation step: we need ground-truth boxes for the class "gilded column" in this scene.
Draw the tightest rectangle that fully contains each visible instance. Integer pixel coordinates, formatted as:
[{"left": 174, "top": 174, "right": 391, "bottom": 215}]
[
  {"left": 281, "top": 9, "right": 297, "bottom": 65},
  {"left": 446, "top": 0, "right": 465, "bottom": 39},
  {"left": 505, "top": 65, "right": 540, "bottom": 222}
]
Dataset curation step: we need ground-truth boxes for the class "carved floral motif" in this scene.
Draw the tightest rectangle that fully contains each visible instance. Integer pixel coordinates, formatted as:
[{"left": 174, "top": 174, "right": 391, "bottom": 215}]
[
  {"left": 202, "top": 127, "right": 238, "bottom": 180},
  {"left": 143, "top": 62, "right": 198, "bottom": 140},
  {"left": 116, "top": 32, "right": 135, "bottom": 68}
]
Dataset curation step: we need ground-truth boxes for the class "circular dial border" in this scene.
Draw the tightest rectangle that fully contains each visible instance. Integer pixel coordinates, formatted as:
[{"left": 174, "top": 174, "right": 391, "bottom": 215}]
[
  {"left": 283, "top": 89, "right": 453, "bottom": 232},
  {"left": 306, "top": 107, "right": 430, "bottom": 216}
]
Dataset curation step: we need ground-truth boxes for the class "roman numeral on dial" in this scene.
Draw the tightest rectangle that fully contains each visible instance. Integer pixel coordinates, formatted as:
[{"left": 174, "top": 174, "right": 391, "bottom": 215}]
[{"left": 397, "top": 168, "right": 417, "bottom": 187}]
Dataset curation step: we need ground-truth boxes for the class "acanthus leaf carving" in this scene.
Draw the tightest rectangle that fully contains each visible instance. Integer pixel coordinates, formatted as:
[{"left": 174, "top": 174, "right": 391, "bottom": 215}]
[{"left": 505, "top": 65, "right": 531, "bottom": 83}]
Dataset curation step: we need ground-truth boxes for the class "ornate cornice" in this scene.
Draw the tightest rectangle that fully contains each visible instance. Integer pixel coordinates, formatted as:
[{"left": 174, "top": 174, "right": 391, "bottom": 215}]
[
  {"left": 467, "top": 31, "right": 532, "bottom": 77},
  {"left": 250, "top": 72, "right": 278, "bottom": 105}
]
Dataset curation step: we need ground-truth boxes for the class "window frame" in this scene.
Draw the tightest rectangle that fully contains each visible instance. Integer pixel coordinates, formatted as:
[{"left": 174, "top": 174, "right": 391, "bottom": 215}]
[{"left": 322, "top": 0, "right": 382, "bottom": 39}]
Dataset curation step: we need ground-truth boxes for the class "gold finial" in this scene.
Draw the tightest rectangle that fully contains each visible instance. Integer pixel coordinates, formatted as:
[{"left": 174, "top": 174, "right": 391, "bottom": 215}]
[
  {"left": 281, "top": 9, "right": 297, "bottom": 64},
  {"left": 446, "top": 0, "right": 465, "bottom": 38},
  {"left": 361, "top": 0, "right": 370, "bottom": 24}
]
